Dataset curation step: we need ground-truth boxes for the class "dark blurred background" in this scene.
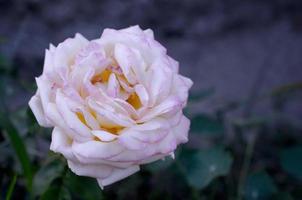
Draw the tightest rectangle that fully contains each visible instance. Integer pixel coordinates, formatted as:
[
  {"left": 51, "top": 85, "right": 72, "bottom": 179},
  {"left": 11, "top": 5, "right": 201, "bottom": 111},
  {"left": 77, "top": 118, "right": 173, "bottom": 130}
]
[
  {"left": 1, "top": 0, "right": 302, "bottom": 114},
  {"left": 0, "top": 0, "right": 302, "bottom": 199}
]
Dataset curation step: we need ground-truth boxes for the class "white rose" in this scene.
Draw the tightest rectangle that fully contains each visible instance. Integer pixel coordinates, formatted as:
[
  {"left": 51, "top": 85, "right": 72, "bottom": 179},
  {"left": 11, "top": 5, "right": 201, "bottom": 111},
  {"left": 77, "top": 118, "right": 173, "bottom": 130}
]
[{"left": 29, "top": 25, "right": 193, "bottom": 188}]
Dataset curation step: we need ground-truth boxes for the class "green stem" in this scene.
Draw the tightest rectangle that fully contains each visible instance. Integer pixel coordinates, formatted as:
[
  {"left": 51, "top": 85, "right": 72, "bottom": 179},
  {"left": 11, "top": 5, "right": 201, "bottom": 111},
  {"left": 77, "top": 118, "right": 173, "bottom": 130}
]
[
  {"left": 236, "top": 133, "right": 257, "bottom": 200},
  {"left": 5, "top": 174, "right": 17, "bottom": 200}
]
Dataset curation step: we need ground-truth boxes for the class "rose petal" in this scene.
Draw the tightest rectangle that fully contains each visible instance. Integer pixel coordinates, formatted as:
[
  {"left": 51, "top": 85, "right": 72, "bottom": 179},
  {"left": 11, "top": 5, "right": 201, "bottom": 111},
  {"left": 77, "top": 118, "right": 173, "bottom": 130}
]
[
  {"left": 68, "top": 160, "right": 113, "bottom": 179},
  {"left": 56, "top": 90, "right": 92, "bottom": 138},
  {"left": 28, "top": 95, "right": 52, "bottom": 127},
  {"left": 97, "top": 165, "right": 140, "bottom": 187},
  {"left": 72, "top": 140, "right": 125, "bottom": 160},
  {"left": 92, "top": 130, "right": 118, "bottom": 142},
  {"left": 50, "top": 127, "right": 75, "bottom": 161}
]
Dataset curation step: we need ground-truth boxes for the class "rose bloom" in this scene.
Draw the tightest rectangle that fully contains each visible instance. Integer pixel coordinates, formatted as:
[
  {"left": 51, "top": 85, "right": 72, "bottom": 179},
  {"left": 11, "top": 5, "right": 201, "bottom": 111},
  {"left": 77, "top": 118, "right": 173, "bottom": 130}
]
[{"left": 29, "top": 25, "right": 193, "bottom": 188}]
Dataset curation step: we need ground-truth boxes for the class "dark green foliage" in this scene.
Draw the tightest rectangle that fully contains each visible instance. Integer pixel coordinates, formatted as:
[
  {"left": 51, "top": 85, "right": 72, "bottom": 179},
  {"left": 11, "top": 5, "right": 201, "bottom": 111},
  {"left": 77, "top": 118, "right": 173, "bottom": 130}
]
[
  {"left": 190, "top": 114, "right": 224, "bottom": 137},
  {"left": 65, "top": 171, "right": 104, "bottom": 199},
  {"left": 32, "top": 155, "right": 66, "bottom": 196},
  {"left": 280, "top": 146, "right": 302, "bottom": 180},
  {"left": 244, "top": 171, "right": 277, "bottom": 200},
  {"left": 0, "top": 111, "right": 33, "bottom": 191},
  {"left": 179, "top": 147, "right": 233, "bottom": 189}
]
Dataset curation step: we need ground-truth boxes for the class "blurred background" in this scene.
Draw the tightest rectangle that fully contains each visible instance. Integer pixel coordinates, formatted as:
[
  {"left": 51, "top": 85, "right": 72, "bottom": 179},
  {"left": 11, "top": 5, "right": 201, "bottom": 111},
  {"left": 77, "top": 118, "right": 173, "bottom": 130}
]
[{"left": 0, "top": 0, "right": 302, "bottom": 199}]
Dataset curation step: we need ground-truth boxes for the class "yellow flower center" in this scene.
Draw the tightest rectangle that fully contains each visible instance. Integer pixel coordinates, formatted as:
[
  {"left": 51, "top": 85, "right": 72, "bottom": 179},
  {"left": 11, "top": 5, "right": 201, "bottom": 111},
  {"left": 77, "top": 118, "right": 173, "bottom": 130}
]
[{"left": 126, "top": 92, "right": 142, "bottom": 109}]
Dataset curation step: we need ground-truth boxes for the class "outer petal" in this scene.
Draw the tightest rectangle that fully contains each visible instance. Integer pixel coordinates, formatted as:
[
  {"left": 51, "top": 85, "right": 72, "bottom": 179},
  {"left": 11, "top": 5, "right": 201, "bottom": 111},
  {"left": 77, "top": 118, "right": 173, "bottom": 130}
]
[
  {"left": 46, "top": 103, "right": 89, "bottom": 142},
  {"left": 72, "top": 140, "right": 125, "bottom": 161},
  {"left": 56, "top": 90, "right": 92, "bottom": 138},
  {"left": 172, "top": 115, "right": 190, "bottom": 144},
  {"left": 97, "top": 165, "right": 140, "bottom": 187},
  {"left": 67, "top": 160, "right": 113, "bottom": 179},
  {"left": 35, "top": 77, "right": 53, "bottom": 113},
  {"left": 28, "top": 94, "right": 52, "bottom": 127},
  {"left": 50, "top": 127, "right": 75, "bottom": 161}
]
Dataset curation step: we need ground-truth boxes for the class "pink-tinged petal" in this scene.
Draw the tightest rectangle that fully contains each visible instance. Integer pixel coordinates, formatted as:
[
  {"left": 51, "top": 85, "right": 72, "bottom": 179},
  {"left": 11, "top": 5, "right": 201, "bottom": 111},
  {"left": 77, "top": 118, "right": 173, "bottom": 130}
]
[
  {"left": 63, "top": 86, "right": 84, "bottom": 105},
  {"left": 69, "top": 65, "right": 91, "bottom": 92},
  {"left": 56, "top": 33, "right": 88, "bottom": 64},
  {"left": 49, "top": 43, "right": 56, "bottom": 52},
  {"left": 132, "top": 129, "right": 169, "bottom": 144},
  {"left": 147, "top": 60, "right": 173, "bottom": 106},
  {"left": 50, "top": 127, "right": 76, "bottom": 161},
  {"left": 53, "top": 34, "right": 89, "bottom": 79},
  {"left": 140, "top": 154, "right": 166, "bottom": 164},
  {"left": 118, "top": 130, "right": 147, "bottom": 150},
  {"left": 75, "top": 107, "right": 100, "bottom": 130},
  {"left": 72, "top": 140, "right": 125, "bottom": 160},
  {"left": 114, "top": 43, "right": 137, "bottom": 85},
  {"left": 35, "top": 77, "right": 53, "bottom": 112},
  {"left": 179, "top": 75, "right": 193, "bottom": 89},
  {"left": 167, "top": 111, "right": 183, "bottom": 127},
  {"left": 89, "top": 89, "right": 130, "bottom": 117},
  {"left": 170, "top": 75, "right": 193, "bottom": 105},
  {"left": 143, "top": 29, "right": 154, "bottom": 39},
  {"left": 42, "top": 49, "right": 54, "bottom": 76},
  {"left": 127, "top": 47, "right": 147, "bottom": 84},
  {"left": 91, "top": 130, "right": 118, "bottom": 142},
  {"left": 56, "top": 90, "right": 92, "bottom": 138},
  {"left": 67, "top": 160, "right": 112, "bottom": 179},
  {"left": 167, "top": 56, "right": 179, "bottom": 73},
  {"left": 124, "top": 118, "right": 170, "bottom": 143},
  {"left": 105, "top": 147, "right": 159, "bottom": 163},
  {"left": 134, "top": 117, "right": 168, "bottom": 131},
  {"left": 117, "top": 77, "right": 134, "bottom": 94},
  {"left": 107, "top": 73, "right": 120, "bottom": 98},
  {"left": 157, "top": 131, "right": 177, "bottom": 154},
  {"left": 138, "top": 97, "right": 182, "bottom": 123},
  {"left": 28, "top": 95, "right": 52, "bottom": 127},
  {"left": 134, "top": 84, "right": 149, "bottom": 106},
  {"left": 88, "top": 99, "right": 135, "bottom": 127},
  {"left": 118, "top": 133, "right": 176, "bottom": 161},
  {"left": 118, "top": 119, "right": 170, "bottom": 151},
  {"left": 120, "top": 25, "right": 143, "bottom": 34},
  {"left": 75, "top": 42, "right": 106, "bottom": 65},
  {"left": 68, "top": 154, "right": 134, "bottom": 168},
  {"left": 121, "top": 25, "right": 167, "bottom": 57},
  {"left": 97, "top": 165, "right": 140, "bottom": 187},
  {"left": 113, "top": 99, "right": 138, "bottom": 119},
  {"left": 172, "top": 115, "right": 190, "bottom": 144},
  {"left": 46, "top": 103, "right": 89, "bottom": 142}
]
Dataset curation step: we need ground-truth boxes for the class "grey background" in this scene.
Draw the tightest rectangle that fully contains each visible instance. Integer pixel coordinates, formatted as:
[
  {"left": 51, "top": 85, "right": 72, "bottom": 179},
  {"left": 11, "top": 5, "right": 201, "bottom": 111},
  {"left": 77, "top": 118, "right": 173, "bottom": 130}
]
[{"left": 1, "top": 0, "right": 302, "bottom": 118}]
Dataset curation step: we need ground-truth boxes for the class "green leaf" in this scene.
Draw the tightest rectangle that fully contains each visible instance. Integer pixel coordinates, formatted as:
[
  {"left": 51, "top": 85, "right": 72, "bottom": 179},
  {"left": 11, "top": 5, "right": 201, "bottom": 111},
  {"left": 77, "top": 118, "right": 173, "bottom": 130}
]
[
  {"left": 32, "top": 155, "right": 65, "bottom": 196},
  {"left": 40, "top": 184, "right": 71, "bottom": 200},
  {"left": 190, "top": 114, "right": 224, "bottom": 137},
  {"left": 244, "top": 171, "right": 277, "bottom": 200},
  {"left": 179, "top": 147, "right": 233, "bottom": 189},
  {"left": 280, "top": 145, "right": 302, "bottom": 180},
  {"left": 5, "top": 174, "right": 17, "bottom": 200},
  {"left": 0, "top": 111, "right": 33, "bottom": 191},
  {"left": 65, "top": 170, "right": 103, "bottom": 199}
]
